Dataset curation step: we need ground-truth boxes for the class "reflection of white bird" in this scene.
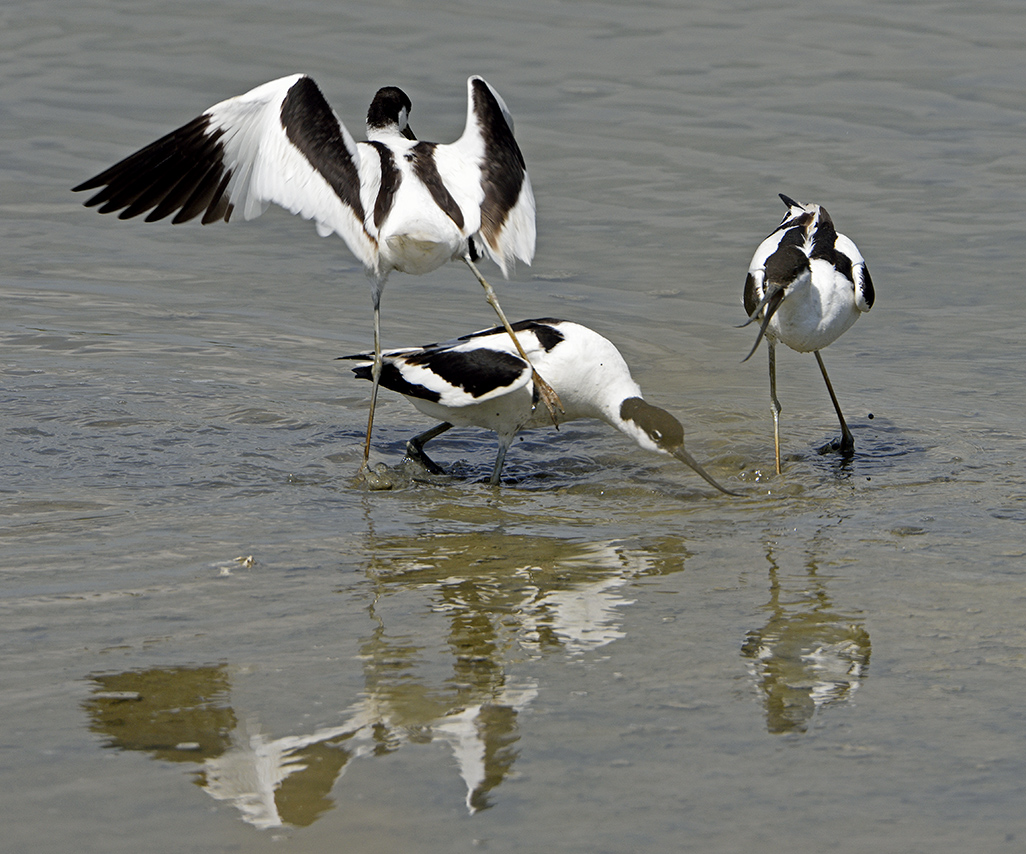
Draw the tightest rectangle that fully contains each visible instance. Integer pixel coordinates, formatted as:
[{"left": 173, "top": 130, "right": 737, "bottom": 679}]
[
  {"left": 341, "top": 318, "right": 737, "bottom": 494},
  {"left": 741, "top": 194, "right": 875, "bottom": 473},
  {"left": 201, "top": 717, "right": 362, "bottom": 830},
  {"left": 73, "top": 74, "right": 556, "bottom": 472}
]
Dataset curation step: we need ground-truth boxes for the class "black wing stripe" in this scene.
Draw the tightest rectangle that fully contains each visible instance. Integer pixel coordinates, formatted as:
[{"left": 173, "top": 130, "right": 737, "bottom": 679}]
[
  {"left": 778, "top": 218, "right": 811, "bottom": 247},
  {"left": 411, "top": 142, "right": 464, "bottom": 230},
  {"left": 455, "top": 318, "right": 565, "bottom": 352},
  {"left": 405, "top": 348, "right": 526, "bottom": 399},
  {"left": 764, "top": 243, "right": 811, "bottom": 286},
  {"left": 860, "top": 266, "right": 875, "bottom": 309},
  {"left": 280, "top": 76, "right": 366, "bottom": 225},
  {"left": 834, "top": 251, "right": 854, "bottom": 284},
  {"left": 520, "top": 319, "right": 564, "bottom": 352},
  {"left": 369, "top": 141, "right": 402, "bottom": 230},
  {"left": 352, "top": 363, "right": 442, "bottom": 403},
  {"left": 743, "top": 272, "right": 759, "bottom": 317},
  {"left": 472, "top": 79, "right": 526, "bottom": 250},
  {"left": 810, "top": 209, "right": 837, "bottom": 263}
]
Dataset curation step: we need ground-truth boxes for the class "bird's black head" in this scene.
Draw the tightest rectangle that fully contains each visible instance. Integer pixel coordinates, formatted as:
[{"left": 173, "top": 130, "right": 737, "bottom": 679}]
[
  {"left": 619, "top": 398, "right": 738, "bottom": 496},
  {"left": 367, "top": 86, "right": 416, "bottom": 139},
  {"left": 620, "top": 397, "right": 685, "bottom": 455}
]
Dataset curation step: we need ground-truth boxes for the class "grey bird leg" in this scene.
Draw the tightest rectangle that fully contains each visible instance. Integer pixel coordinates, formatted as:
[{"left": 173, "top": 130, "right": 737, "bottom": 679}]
[
  {"left": 489, "top": 439, "right": 512, "bottom": 486},
  {"left": 814, "top": 351, "right": 855, "bottom": 455},
  {"left": 361, "top": 295, "right": 384, "bottom": 475},
  {"left": 405, "top": 422, "right": 452, "bottom": 474},
  {"left": 768, "top": 340, "right": 783, "bottom": 475}
]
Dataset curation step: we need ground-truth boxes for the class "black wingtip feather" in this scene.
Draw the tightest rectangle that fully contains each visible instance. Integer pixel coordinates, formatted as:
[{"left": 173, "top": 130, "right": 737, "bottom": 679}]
[
  {"left": 143, "top": 159, "right": 213, "bottom": 222},
  {"left": 73, "top": 115, "right": 231, "bottom": 224},
  {"left": 72, "top": 176, "right": 105, "bottom": 193},
  {"left": 200, "top": 171, "right": 234, "bottom": 224}
]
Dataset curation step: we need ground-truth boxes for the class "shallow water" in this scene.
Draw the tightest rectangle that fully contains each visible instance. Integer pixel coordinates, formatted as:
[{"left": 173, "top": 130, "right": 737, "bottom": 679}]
[{"left": 4, "top": 0, "right": 1026, "bottom": 851}]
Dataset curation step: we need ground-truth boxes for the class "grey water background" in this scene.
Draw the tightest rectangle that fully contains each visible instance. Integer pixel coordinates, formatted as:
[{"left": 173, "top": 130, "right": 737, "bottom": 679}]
[{"left": 4, "top": 0, "right": 1026, "bottom": 851}]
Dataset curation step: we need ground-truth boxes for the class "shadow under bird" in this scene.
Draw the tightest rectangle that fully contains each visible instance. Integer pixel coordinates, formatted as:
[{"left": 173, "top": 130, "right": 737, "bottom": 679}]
[
  {"left": 340, "top": 318, "right": 738, "bottom": 495},
  {"left": 72, "top": 73, "right": 556, "bottom": 474},
  {"left": 741, "top": 194, "right": 875, "bottom": 474}
]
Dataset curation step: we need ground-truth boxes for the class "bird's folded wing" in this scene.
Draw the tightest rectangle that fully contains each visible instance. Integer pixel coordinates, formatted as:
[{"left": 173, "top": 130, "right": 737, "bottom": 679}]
[
  {"left": 833, "top": 233, "right": 875, "bottom": 312},
  {"left": 346, "top": 344, "right": 532, "bottom": 408}
]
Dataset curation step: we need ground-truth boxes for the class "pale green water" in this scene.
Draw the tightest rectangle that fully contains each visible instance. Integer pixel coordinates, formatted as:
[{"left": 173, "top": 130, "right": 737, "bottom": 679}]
[{"left": 4, "top": 0, "right": 1026, "bottom": 851}]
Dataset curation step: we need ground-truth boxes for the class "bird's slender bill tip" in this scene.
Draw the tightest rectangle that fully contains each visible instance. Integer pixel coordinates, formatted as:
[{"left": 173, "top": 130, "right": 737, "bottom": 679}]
[
  {"left": 672, "top": 447, "right": 740, "bottom": 497},
  {"left": 740, "top": 288, "right": 783, "bottom": 363},
  {"left": 740, "top": 337, "right": 761, "bottom": 363}
]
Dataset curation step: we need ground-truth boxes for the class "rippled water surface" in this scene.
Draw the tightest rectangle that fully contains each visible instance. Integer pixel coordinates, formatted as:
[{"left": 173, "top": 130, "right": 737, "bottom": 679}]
[{"left": 5, "top": 1, "right": 1026, "bottom": 851}]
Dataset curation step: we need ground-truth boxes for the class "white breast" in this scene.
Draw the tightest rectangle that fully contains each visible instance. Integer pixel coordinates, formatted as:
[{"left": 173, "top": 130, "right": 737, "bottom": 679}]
[{"left": 769, "top": 260, "right": 862, "bottom": 353}]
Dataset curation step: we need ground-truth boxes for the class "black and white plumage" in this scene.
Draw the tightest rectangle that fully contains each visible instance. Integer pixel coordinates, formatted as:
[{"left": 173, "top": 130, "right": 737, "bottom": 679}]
[
  {"left": 741, "top": 194, "right": 875, "bottom": 473},
  {"left": 340, "top": 318, "right": 737, "bottom": 495},
  {"left": 72, "top": 74, "right": 554, "bottom": 470}
]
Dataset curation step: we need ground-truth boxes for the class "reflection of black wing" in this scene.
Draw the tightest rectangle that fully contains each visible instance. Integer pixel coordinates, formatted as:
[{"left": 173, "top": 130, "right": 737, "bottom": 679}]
[
  {"left": 82, "top": 664, "right": 358, "bottom": 829},
  {"left": 83, "top": 665, "right": 236, "bottom": 762}
]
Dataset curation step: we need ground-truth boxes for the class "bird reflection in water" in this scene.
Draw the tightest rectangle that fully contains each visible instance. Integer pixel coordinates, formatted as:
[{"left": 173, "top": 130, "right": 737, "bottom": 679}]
[
  {"left": 82, "top": 535, "right": 685, "bottom": 827},
  {"left": 82, "top": 664, "right": 363, "bottom": 828},
  {"left": 741, "top": 546, "right": 871, "bottom": 734}
]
